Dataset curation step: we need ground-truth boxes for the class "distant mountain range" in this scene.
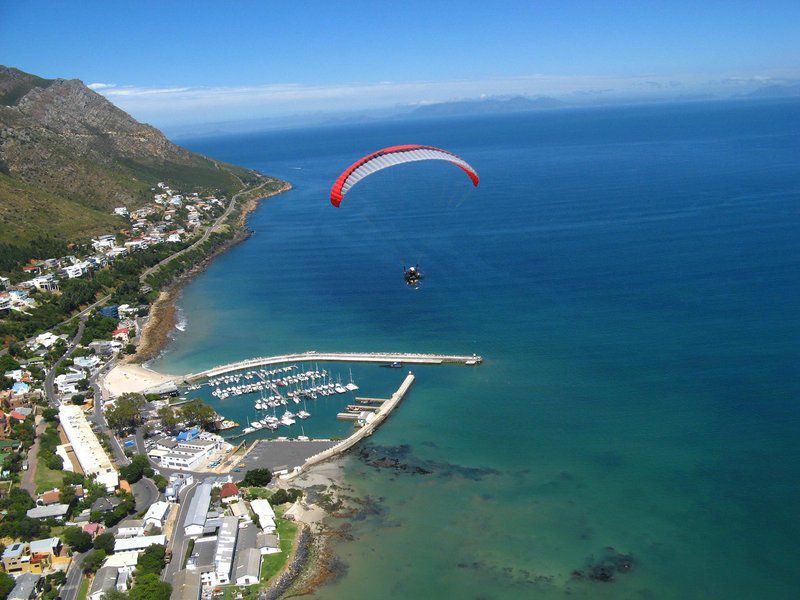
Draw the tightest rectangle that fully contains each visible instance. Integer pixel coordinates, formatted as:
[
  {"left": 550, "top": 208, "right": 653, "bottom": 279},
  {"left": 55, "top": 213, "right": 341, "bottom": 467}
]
[
  {"left": 744, "top": 82, "right": 800, "bottom": 98},
  {"left": 408, "top": 95, "right": 566, "bottom": 118},
  {"left": 0, "top": 65, "right": 261, "bottom": 245}
]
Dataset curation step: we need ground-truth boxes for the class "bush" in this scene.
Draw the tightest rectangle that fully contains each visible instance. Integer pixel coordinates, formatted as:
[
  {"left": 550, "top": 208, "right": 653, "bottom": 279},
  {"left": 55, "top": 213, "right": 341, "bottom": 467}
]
[
  {"left": 242, "top": 468, "right": 272, "bottom": 487},
  {"left": 46, "top": 454, "right": 63, "bottom": 470},
  {"left": 269, "top": 488, "right": 302, "bottom": 506}
]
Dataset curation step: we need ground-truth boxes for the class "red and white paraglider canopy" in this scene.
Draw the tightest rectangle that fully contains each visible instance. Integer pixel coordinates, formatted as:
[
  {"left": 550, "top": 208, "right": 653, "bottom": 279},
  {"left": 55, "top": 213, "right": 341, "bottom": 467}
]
[{"left": 330, "top": 144, "right": 479, "bottom": 207}]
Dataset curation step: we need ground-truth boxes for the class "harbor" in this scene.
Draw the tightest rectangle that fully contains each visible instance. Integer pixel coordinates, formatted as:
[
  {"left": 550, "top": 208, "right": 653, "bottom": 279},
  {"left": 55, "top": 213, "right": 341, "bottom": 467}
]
[{"left": 158, "top": 351, "right": 483, "bottom": 443}]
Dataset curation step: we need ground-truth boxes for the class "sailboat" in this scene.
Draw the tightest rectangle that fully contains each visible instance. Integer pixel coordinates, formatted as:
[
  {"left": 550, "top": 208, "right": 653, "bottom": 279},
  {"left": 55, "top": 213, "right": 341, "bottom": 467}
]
[
  {"left": 334, "top": 374, "right": 346, "bottom": 394},
  {"left": 345, "top": 368, "right": 359, "bottom": 391}
]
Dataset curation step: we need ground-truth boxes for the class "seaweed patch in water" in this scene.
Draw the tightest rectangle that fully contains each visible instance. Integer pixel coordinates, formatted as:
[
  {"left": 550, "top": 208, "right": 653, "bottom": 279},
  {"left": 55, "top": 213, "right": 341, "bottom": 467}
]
[
  {"left": 356, "top": 443, "right": 500, "bottom": 480},
  {"left": 571, "top": 547, "right": 636, "bottom": 583}
]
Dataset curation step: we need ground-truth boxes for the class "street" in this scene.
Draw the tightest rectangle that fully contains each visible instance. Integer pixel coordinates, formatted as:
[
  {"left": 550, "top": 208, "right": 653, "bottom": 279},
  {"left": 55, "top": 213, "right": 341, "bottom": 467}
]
[{"left": 162, "top": 479, "right": 200, "bottom": 582}]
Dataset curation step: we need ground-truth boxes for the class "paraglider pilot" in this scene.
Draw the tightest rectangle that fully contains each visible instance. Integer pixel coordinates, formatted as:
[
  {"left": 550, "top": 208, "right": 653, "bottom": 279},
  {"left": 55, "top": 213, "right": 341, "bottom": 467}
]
[{"left": 404, "top": 264, "right": 423, "bottom": 287}]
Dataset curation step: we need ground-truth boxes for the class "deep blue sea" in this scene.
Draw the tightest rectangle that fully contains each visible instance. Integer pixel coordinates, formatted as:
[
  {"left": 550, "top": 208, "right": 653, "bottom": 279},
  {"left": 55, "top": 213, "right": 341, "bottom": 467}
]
[{"left": 154, "top": 100, "right": 800, "bottom": 598}]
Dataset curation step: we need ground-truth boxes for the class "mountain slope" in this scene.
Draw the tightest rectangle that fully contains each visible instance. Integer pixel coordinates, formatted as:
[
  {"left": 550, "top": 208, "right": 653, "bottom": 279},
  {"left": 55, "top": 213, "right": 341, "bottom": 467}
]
[{"left": 0, "top": 65, "right": 265, "bottom": 244}]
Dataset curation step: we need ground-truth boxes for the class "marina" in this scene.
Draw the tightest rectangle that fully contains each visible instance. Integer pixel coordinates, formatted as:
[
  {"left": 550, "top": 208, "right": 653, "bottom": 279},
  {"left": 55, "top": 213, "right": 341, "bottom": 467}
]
[{"left": 166, "top": 351, "right": 483, "bottom": 442}]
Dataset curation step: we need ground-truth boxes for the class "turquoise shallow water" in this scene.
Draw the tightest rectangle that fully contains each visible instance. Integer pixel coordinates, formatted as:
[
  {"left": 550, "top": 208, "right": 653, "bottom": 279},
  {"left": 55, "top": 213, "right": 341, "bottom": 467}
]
[{"left": 154, "top": 100, "right": 800, "bottom": 598}]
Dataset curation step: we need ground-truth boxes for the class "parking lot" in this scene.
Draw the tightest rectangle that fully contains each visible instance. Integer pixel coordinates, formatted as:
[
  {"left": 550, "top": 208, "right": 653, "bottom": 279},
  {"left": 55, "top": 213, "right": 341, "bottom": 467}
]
[{"left": 231, "top": 439, "right": 337, "bottom": 478}]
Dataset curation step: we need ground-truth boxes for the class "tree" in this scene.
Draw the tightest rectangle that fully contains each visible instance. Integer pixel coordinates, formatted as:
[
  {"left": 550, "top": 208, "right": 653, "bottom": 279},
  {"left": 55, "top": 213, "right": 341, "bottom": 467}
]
[
  {"left": 82, "top": 549, "right": 107, "bottom": 574},
  {"left": 0, "top": 572, "right": 14, "bottom": 600},
  {"left": 156, "top": 406, "right": 178, "bottom": 433},
  {"left": 180, "top": 399, "right": 217, "bottom": 429},
  {"left": 62, "top": 526, "right": 93, "bottom": 552},
  {"left": 136, "top": 544, "right": 166, "bottom": 576},
  {"left": 93, "top": 532, "right": 115, "bottom": 554},
  {"left": 242, "top": 468, "right": 272, "bottom": 487},
  {"left": 101, "top": 591, "right": 129, "bottom": 600},
  {"left": 59, "top": 484, "right": 76, "bottom": 506},
  {"left": 41, "top": 407, "right": 58, "bottom": 421},
  {"left": 106, "top": 393, "right": 145, "bottom": 432},
  {"left": 120, "top": 455, "right": 153, "bottom": 484},
  {"left": 152, "top": 474, "right": 168, "bottom": 492},
  {"left": 129, "top": 573, "right": 171, "bottom": 600}
]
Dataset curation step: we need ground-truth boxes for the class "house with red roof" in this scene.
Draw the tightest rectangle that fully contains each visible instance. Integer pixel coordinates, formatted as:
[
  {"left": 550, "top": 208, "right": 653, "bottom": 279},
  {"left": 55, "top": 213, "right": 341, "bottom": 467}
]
[{"left": 220, "top": 482, "right": 240, "bottom": 504}]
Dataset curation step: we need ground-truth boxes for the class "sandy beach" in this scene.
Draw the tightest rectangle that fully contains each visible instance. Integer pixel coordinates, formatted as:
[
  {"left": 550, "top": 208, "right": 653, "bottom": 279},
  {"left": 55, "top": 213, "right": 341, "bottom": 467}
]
[{"left": 102, "top": 363, "right": 177, "bottom": 396}]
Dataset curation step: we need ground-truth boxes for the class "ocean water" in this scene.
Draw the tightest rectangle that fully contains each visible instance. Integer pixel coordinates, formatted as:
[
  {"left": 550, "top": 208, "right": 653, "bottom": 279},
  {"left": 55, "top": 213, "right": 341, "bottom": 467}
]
[{"left": 153, "top": 100, "right": 800, "bottom": 599}]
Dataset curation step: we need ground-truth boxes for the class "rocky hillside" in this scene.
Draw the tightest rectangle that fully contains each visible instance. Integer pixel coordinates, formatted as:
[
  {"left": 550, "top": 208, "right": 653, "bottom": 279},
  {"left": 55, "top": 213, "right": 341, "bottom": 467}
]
[{"left": 0, "top": 65, "right": 264, "bottom": 244}]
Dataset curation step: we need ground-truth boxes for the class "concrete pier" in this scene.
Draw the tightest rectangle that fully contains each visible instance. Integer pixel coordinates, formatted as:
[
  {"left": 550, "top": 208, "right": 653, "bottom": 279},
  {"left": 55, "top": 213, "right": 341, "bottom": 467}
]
[
  {"left": 285, "top": 372, "right": 416, "bottom": 478},
  {"left": 181, "top": 351, "right": 482, "bottom": 383}
]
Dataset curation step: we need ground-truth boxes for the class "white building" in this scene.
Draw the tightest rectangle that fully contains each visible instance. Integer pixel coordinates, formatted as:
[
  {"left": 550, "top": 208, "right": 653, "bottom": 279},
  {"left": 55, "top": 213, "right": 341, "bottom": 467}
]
[
  {"left": 233, "top": 548, "right": 261, "bottom": 586},
  {"left": 165, "top": 473, "right": 193, "bottom": 502},
  {"left": 143, "top": 501, "right": 171, "bottom": 530},
  {"left": 116, "top": 519, "right": 145, "bottom": 538},
  {"left": 184, "top": 481, "right": 212, "bottom": 538},
  {"left": 114, "top": 207, "right": 129, "bottom": 217},
  {"left": 148, "top": 437, "right": 219, "bottom": 471},
  {"left": 249, "top": 499, "right": 276, "bottom": 533},
  {"left": 213, "top": 517, "right": 239, "bottom": 585},
  {"left": 31, "top": 274, "right": 59, "bottom": 291},
  {"left": 113, "top": 534, "right": 166, "bottom": 553},
  {"left": 59, "top": 405, "right": 119, "bottom": 491}
]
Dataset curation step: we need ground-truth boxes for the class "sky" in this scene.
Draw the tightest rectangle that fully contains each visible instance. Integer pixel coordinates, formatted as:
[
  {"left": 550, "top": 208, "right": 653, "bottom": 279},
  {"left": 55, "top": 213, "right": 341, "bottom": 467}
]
[{"left": 2, "top": 1, "right": 799, "bottom": 127}]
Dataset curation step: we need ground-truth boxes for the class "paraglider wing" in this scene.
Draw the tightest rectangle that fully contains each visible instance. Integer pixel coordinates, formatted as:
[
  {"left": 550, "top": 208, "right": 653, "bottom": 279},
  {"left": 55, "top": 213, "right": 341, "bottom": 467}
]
[{"left": 330, "top": 144, "right": 479, "bottom": 207}]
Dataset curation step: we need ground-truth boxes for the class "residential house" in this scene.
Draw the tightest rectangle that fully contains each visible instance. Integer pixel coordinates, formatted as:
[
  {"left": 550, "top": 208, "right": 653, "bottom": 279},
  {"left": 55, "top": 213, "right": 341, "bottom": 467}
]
[
  {"left": 91, "top": 496, "right": 123, "bottom": 514},
  {"left": 143, "top": 501, "right": 170, "bottom": 530},
  {"left": 88, "top": 565, "right": 119, "bottom": 600},
  {"left": 116, "top": 519, "right": 145, "bottom": 538},
  {"left": 219, "top": 482, "right": 240, "bottom": 504},
  {"left": 111, "top": 328, "right": 130, "bottom": 344},
  {"left": 26, "top": 504, "right": 70, "bottom": 521},
  {"left": 6, "top": 572, "right": 41, "bottom": 600},
  {"left": 113, "top": 534, "right": 166, "bottom": 553}
]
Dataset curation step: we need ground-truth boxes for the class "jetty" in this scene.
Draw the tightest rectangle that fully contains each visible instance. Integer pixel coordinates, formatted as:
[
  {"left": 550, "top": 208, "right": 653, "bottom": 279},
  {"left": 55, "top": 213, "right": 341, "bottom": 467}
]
[
  {"left": 285, "top": 372, "right": 416, "bottom": 478},
  {"left": 180, "top": 351, "right": 481, "bottom": 384}
]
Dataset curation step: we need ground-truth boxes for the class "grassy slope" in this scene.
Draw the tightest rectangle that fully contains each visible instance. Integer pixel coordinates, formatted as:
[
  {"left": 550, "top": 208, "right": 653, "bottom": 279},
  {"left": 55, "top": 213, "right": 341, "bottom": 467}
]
[{"left": 0, "top": 172, "right": 123, "bottom": 244}]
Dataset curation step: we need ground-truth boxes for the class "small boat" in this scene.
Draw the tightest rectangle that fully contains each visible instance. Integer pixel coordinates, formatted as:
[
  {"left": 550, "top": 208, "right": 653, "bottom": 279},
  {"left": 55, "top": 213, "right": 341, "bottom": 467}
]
[
  {"left": 297, "top": 410, "right": 310, "bottom": 419},
  {"left": 345, "top": 368, "right": 359, "bottom": 391},
  {"left": 242, "top": 427, "right": 255, "bottom": 434},
  {"left": 252, "top": 421, "right": 263, "bottom": 429},
  {"left": 380, "top": 361, "right": 403, "bottom": 368}
]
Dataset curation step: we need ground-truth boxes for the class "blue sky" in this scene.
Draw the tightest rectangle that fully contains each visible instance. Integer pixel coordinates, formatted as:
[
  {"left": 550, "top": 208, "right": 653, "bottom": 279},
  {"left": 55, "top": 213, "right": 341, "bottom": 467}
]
[{"left": 2, "top": 1, "right": 799, "bottom": 126}]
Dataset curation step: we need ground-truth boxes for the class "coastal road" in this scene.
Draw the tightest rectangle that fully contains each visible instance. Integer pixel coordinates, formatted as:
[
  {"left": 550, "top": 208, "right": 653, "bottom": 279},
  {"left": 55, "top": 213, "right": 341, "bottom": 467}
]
[
  {"left": 162, "top": 479, "right": 200, "bottom": 582},
  {"left": 44, "top": 317, "right": 87, "bottom": 406},
  {"left": 139, "top": 179, "right": 272, "bottom": 285},
  {"left": 88, "top": 358, "right": 132, "bottom": 467}
]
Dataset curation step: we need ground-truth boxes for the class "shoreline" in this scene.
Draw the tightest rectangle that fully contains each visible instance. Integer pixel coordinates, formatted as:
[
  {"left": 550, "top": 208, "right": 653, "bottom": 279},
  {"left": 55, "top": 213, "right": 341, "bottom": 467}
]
[{"left": 128, "top": 180, "right": 292, "bottom": 366}]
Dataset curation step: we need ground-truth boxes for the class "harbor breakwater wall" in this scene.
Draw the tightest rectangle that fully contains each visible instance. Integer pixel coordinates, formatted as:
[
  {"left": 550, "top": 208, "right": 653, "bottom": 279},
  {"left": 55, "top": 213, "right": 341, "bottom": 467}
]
[
  {"left": 284, "top": 372, "right": 416, "bottom": 478},
  {"left": 181, "top": 351, "right": 481, "bottom": 383}
]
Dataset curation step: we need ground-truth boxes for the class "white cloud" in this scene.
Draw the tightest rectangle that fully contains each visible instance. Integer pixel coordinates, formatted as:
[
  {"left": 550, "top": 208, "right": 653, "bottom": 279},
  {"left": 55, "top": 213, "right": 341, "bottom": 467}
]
[
  {"left": 88, "top": 82, "right": 117, "bottom": 90},
  {"left": 90, "top": 72, "right": 797, "bottom": 126}
]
